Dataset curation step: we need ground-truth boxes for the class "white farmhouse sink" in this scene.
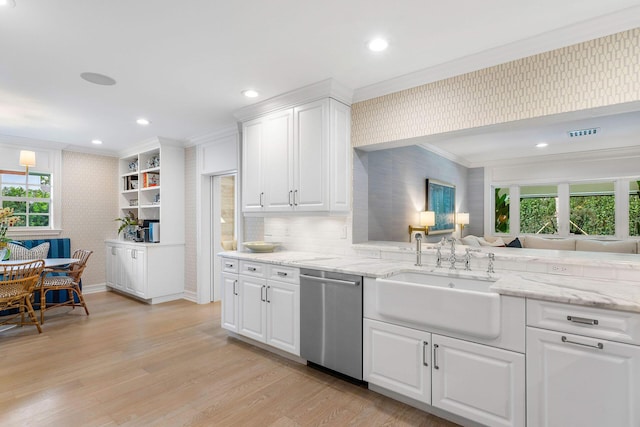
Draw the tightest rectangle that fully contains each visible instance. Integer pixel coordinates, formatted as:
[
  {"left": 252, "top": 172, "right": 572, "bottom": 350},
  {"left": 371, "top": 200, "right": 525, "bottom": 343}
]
[{"left": 375, "top": 273, "right": 501, "bottom": 339}]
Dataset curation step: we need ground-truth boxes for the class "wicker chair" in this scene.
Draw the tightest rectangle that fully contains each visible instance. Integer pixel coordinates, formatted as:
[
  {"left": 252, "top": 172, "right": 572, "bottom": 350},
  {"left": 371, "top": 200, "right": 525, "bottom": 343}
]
[
  {"left": 0, "top": 260, "right": 46, "bottom": 333},
  {"left": 39, "top": 249, "right": 93, "bottom": 324}
]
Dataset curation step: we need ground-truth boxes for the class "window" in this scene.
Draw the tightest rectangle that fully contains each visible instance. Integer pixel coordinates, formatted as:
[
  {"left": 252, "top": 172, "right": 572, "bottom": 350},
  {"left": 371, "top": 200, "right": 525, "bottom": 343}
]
[
  {"left": 1, "top": 170, "right": 52, "bottom": 228},
  {"left": 630, "top": 180, "right": 640, "bottom": 237},
  {"left": 520, "top": 185, "right": 558, "bottom": 234},
  {"left": 494, "top": 187, "right": 510, "bottom": 233},
  {"left": 570, "top": 182, "right": 615, "bottom": 236}
]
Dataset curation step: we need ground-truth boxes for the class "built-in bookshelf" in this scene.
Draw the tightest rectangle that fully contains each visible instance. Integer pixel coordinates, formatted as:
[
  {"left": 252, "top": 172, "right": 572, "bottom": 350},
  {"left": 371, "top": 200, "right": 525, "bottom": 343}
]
[{"left": 117, "top": 138, "right": 184, "bottom": 244}]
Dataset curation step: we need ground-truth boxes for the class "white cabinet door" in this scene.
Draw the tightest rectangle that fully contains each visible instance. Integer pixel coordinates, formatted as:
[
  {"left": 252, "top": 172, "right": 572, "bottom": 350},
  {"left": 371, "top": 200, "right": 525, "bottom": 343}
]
[
  {"left": 124, "top": 247, "right": 146, "bottom": 298},
  {"left": 115, "top": 246, "right": 130, "bottom": 290},
  {"left": 432, "top": 334, "right": 525, "bottom": 427},
  {"left": 363, "top": 319, "right": 431, "bottom": 403},
  {"left": 293, "top": 100, "right": 328, "bottom": 211},
  {"left": 527, "top": 327, "right": 640, "bottom": 427},
  {"left": 266, "top": 280, "right": 299, "bottom": 355},
  {"left": 239, "top": 276, "right": 267, "bottom": 342},
  {"left": 241, "top": 117, "right": 265, "bottom": 212},
  {"left": 221, "top": 272, "right": 239, "bottom": 332},
  {"left": 105, "top": 245, "right": 118, "bottom": 288},
  {"left": 263, "top": 109, "right": 294, "bottom": 211}
]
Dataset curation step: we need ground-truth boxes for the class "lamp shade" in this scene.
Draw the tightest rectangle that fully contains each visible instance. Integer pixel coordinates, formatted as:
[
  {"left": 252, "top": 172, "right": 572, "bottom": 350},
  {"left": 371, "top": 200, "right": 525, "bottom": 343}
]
[
  {"left": 19, "top": 150, "right": 36, "bottom": 167},
  {"left": 457, "top": 212, "right": 470, "bottom": 225},
  {"left": 419, "top": 211, "right": 436, "bottom": 227}
]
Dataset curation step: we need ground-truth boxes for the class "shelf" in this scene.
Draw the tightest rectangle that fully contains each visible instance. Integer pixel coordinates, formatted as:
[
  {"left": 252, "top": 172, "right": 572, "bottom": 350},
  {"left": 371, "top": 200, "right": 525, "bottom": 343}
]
[
  {"left": 121, "top": 171, "right": 138, "bottom": 177},
  {"left": 120, "top": 206, "right": 139, "bottom": 210},
  {"left": 140, "top": 167, "right": 160, "bottom": 174},
  {"left": 140, "top": 186, "right": 160, "bottom": 191},
  {"left": 140, "top": 204, "right": 161, "bottom": 209},
  {"left": 122, "top": 189, "right": 138, "bottom": 194}
]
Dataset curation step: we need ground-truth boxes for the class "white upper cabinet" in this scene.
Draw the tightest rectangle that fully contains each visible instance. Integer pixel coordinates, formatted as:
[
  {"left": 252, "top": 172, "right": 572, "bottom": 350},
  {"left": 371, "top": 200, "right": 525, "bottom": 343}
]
[{"left": 240, "top": 97, "right": 351, "bottom": 214}]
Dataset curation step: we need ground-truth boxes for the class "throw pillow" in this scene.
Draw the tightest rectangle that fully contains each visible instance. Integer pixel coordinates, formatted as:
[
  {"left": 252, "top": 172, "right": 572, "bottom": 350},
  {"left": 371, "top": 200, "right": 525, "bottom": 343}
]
[
  {"left": 460, "top": 235, "right": 481, "bottom": 247},
  {"left": 478, "top": 237, "right": 506, "bottom": 247},
  {"left": 8, "top": 242, "right": 50, "bottom": 260},
  {"left": 506, "top": 237, "right": 522, "bottom": 248}
]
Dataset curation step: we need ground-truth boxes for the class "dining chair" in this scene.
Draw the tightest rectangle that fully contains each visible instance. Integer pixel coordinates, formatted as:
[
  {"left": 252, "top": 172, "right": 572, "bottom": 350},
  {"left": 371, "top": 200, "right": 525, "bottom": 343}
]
[
  {"left": 0, "top": 259, "right": 46, "bottom": 333},
  {"left": 39, "top": 249, "right": 93, "bottom": 324}
]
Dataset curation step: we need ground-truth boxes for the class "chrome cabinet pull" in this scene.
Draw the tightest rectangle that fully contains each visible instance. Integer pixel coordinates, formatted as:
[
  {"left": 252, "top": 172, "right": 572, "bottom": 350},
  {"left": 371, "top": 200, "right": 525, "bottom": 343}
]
[
  {"left": 433, "top": 344, "right": 440, "bottom": 370},
  {"left": 225, "top": 263, "right": 234, "bottom": 268},
  {"left": 300, "top": 274, "right": 359, "bottom": 287},
  {"left": 259, "top": 192, "right": 264, "bottom": 207},
  {"left": 233, "top": 280, "right": 238, "bottom": 296},
  {"left": 266, "top": 285, "right": 271, "bottom": 303},
  {"left": 277, "top": 271, "right": 288, "bottom": 277},
  {"left": 111, "top": 247, "right": 116, "bottom": 255},
  {"left": 261, "top": 285, "right": 266, "bottom": 302},
  {"left": 289, "top": 190, "right": 293, "bottom": 206},
  {"left": 131, "top": 250, "right": 136, "bottom": 260},
  {"left": 423, "top": 341, "right": 429, "bottom": 367},
  {"left": 567, "top": 315, "right": 599, "bottom": 325},
  {"left": 562, "top": 335, "right": 604, "bottom": 350},
  {"left": 247, "top": 267, "right": 257, "bottom": 272},
  {"left": 294, "top": 189, "right": 298, "bottom": 206}
]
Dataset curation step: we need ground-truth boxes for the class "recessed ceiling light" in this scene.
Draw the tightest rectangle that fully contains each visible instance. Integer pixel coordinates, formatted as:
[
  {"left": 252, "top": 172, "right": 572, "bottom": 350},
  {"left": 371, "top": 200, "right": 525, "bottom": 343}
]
[
  {"left": 0, "top": 0, "right": 16, "bottom": 8},
  {"left": 91, "top": 139, "right": 103, "bottom": 145},
  {"left": 80, "top": 72, "right": 116, "bottom": 86},
  {"left": 368, "top": 38, "right": 389, "bottom": 52},
  {"left": 136, "top": 118, "right": 150, "bottom": 126},
  {"left": 536, "top": 142, "right": 548, "bottom": 148},
  {"left": 242, "top": 89, "right": 259, "bottom": 98}
]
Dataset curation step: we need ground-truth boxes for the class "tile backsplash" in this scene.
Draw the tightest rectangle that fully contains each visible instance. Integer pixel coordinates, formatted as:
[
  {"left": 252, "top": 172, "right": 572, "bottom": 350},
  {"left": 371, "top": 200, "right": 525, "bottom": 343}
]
[{"left": 263, "top": 216, "right": 351, "bottom": 255}]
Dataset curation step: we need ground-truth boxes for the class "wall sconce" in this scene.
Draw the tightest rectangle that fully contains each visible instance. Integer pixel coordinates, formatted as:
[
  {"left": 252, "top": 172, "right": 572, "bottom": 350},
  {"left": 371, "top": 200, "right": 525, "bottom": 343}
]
[
  {"left": 408, "top": 211, "right": 436, "bottom": 242},
  {"left": 457, "top": 212, "right": 470, "bottom": 234},
  {"left": 19, "top": 150, "right": 36, "bottom": 176}
]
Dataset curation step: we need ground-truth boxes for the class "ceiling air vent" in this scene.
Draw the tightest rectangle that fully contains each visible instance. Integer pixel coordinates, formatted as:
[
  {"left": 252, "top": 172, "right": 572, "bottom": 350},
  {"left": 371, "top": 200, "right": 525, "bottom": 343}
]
[{"left": 567, "top": 127, "right": 600, "bottom": 138}]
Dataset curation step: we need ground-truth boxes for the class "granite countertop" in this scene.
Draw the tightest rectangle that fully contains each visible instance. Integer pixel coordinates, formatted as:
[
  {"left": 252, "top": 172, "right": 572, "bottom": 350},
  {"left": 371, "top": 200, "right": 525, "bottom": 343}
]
[{"left": 220, "top": 249, "right": 640, "bottom": 313}]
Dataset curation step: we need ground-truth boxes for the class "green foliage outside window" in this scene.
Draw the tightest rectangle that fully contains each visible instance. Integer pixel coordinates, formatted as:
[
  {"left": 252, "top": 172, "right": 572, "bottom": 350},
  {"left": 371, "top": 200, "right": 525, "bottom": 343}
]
[
  {"left": 631, "top": 180, "right": 640, "bottom": 237},
  {"left": 494, "top": 188, "right": 510, "bottom": 233},
  {"left": 570, "top": 195, "right": 615, "bottom": 235},
  {"left": 0, "top": 172, "right": 51, "bottom": 227},
  {"left": 520, "top": 197, "right": 557, "bottom": 234}
]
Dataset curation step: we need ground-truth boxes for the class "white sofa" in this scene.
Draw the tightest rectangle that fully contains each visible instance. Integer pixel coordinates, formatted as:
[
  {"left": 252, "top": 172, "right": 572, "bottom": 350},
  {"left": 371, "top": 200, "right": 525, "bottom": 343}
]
[{"left": 460, "top": 235, "right": 639, "bottom": 254}]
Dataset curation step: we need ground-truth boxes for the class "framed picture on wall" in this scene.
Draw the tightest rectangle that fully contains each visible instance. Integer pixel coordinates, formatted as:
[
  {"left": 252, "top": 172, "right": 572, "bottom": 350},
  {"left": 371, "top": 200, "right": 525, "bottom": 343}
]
[{"left": 426, "top": 179, "right": 455, "bottom": 234}]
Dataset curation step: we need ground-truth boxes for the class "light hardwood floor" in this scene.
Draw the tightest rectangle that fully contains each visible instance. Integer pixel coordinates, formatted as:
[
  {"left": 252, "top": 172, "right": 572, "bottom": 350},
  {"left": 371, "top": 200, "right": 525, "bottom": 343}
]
[{"left": 0, "top": 291, "right": 459, "bottom": 427}]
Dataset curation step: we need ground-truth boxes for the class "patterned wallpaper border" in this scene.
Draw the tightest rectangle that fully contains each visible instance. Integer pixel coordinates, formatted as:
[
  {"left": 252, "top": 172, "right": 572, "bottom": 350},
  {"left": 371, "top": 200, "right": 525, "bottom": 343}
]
[{"left": 352, "top": 28, "right": 640, "bottom": 147}]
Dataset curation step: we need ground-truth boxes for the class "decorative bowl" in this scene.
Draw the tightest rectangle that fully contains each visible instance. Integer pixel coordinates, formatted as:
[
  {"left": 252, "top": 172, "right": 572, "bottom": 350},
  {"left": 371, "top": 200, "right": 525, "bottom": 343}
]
[{"left": 243, "top": 241, "right": 280, "bottom": 253}]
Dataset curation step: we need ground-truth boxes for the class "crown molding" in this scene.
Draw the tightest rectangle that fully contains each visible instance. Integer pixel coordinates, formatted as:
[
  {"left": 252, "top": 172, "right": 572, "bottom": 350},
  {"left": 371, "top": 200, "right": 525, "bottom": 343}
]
[
  {"left": 353, "top": 6, "right": 640, "bottom": 103},
  {"left": 233, "top": 78, "right": 354, "bottom": 122},
  {"left": 186, "top": 124, "right": 239, "bottom": 147}
]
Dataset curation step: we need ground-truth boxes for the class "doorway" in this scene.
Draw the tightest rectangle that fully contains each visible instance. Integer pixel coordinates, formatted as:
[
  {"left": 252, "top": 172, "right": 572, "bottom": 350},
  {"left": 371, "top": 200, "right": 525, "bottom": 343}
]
[{"left": 211, "top": 173, "right": 236, "bottom": 301}]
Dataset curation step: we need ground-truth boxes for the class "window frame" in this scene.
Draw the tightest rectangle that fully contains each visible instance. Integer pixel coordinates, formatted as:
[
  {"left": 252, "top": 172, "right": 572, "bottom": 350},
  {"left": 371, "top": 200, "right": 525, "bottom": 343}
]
[
  {"left": 491, "top": 178, "right": 636, "bottom": 240},
  {"left": 0, "top": 145, "right": 62, "bottom": 237}
]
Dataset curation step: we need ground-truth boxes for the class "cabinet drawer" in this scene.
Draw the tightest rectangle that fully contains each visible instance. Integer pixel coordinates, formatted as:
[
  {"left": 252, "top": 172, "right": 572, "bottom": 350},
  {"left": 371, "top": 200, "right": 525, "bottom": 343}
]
[
  {"left": 221, "top": 258, "right": 238, "bottom": 274},
  {"left": 268, "top": 265, "right": 299, "bottom": 284},
  {"left": 527, "top": 299, "right": 640, "bottom": 345},
  {"left": 239, "top": 260, "right": 266, "bottom": 277}
]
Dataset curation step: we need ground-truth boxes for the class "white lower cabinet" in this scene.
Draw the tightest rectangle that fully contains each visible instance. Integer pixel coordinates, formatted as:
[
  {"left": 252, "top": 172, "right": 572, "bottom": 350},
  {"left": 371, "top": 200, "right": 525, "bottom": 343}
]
[
  {"left": 527, "top": 326, "right": 640, "bottom": 427},
  {"left": 432, "top": 334, "right": 525, "bottom": 427},
  {"left": 363, "top": 319, "right": 431, "bottom": 402},
  {"left": 364, "top": 318, "right": 525, "bottom": 427},
  {"left": 228, "top": 260, "right": 300, "bottom": 356},
  {"left": 105, "top": 240, "right": 184, "bottom": 303},
  {"left": 221, "top": 272, "right": 239, "bottom": 333}
]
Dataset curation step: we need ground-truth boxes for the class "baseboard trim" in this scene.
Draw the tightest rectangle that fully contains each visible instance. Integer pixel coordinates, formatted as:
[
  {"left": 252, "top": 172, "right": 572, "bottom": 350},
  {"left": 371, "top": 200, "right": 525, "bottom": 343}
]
[
  {"left": 83, "top": 283, "right": 107, "bottom": 294},
  {"left": 182, "top": 289, "right": 197, "bottom": 303}
]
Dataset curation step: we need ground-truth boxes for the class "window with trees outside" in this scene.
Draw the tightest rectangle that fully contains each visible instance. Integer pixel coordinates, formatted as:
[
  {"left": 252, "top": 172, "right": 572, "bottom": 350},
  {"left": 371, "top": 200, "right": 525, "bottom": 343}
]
[
  {"left": 520, "top": 185, "right": 558, "bottom": 235},
  {"left": 494, "top": 179, "right": 638, "bottom": 238},
  {"left": 0, "top": 170, "right": 52, "bottom": 228},
  {"left": 631, "top": 180, "right": 640, "bottom": 237}
]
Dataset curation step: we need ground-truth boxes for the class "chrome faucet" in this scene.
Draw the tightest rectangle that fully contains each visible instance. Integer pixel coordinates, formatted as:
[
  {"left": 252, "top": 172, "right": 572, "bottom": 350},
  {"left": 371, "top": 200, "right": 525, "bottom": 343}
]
[
  {"left": 487, "top": 253, "right": 495, "bottom": 274},
  {"left": 414, "top": 233, "right": 423, "bottom": 266},
  {"left": 464, "top": 248, "right": 481, "bottom": 271}
]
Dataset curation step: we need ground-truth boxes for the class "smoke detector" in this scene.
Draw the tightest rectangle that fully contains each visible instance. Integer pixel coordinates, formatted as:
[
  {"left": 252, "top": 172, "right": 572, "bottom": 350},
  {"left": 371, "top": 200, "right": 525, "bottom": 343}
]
[{"left": 567, "top": 127, "right": 600, "bottom": 138}]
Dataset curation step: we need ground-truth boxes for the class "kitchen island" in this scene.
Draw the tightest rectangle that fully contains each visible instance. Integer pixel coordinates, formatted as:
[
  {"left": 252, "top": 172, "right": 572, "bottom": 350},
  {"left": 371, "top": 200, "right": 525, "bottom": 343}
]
[{"left": 219, "top": 244, "right": 640, "bottom": 427}]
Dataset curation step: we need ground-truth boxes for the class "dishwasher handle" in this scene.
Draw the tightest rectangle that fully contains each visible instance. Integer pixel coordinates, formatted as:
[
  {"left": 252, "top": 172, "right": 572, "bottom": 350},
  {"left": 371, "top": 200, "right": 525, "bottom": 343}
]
[{"left": 300, "top": 274, "right": 360, "bottom": 287}]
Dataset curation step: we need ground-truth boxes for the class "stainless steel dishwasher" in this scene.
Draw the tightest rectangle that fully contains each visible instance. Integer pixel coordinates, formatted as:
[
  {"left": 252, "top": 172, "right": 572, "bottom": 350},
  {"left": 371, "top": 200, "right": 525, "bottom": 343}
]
[{"left": 300, "top": 268, "right": 363, "bottom": 381}]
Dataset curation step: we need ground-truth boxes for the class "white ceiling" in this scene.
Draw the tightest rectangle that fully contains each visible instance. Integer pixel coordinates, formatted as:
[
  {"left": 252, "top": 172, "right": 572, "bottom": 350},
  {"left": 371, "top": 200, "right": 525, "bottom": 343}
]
[{"left": 1, "top": 0, "right": 640, "bottom": 159}]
